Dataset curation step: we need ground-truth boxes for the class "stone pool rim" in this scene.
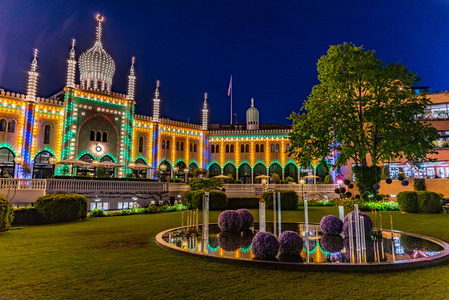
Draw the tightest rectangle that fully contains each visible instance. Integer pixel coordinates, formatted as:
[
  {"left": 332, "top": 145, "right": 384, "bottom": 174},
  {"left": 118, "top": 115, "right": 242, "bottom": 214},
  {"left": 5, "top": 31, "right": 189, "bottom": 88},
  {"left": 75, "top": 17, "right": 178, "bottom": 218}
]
[{"left": 155, "top": 222, "right": 449, "bottom": 273}]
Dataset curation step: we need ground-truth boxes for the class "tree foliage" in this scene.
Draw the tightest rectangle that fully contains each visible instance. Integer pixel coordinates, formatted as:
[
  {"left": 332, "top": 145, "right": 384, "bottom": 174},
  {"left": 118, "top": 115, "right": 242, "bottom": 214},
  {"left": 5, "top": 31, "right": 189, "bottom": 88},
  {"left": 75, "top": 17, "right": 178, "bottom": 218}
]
[{"left": 289, "top": 43, "right": 438, "bottom": 171}]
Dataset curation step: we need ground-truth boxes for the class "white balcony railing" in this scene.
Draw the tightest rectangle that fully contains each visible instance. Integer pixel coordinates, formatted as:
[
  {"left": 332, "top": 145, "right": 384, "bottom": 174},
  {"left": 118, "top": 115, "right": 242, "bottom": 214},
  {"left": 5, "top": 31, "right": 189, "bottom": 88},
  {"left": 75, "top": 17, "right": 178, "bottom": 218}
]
[
  {"left": 223, "top": 183, "right": 338, "bottom": 197},
  {"left": 0, "top": 179, "right": 47, "bottom": 190},
  {"left": 45, "top": 179, "right": 168, "bottom": 193}
]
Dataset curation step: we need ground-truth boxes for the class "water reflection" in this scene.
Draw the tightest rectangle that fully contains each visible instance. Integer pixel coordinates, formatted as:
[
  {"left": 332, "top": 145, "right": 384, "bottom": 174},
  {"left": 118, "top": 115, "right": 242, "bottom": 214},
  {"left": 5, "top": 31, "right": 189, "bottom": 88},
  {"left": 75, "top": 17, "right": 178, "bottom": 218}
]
[{"left": 163, "top": 222, "right": 444, "bottom": 264}]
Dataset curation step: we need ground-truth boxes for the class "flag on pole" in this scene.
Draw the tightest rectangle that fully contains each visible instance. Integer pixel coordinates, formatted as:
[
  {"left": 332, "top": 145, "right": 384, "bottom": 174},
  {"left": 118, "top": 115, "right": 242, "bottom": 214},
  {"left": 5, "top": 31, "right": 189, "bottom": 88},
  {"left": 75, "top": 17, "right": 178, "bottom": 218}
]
[{"left": 227, "top": 76, "right": 232, "bottom": 96}]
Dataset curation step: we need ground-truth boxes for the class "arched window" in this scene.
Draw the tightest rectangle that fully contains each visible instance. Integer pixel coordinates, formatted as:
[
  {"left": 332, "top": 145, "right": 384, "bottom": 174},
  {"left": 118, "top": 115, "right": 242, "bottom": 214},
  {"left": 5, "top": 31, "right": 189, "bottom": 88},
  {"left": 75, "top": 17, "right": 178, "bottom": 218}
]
[
  {"left": 230, "top": 144, "right": 234, "bottom": 153},
  {"left": 271, "top": 144, "right": 275, "bottom": 153},
  {"left": 245, "top": 144, "right": 249, "bottom": 153},
  {"left": 102, "top": 132, "right": 108, "bottom": 143},
  {"left": 190, "top": 143, "right": 193, "bottom": 152},
  {"left": 166, "top": 140, "right": 170, "bottom": 150},
  {"left": 276, "top": 143, "right": 280, "bottom": 153},
  {"left": 96, "top": 131, "right": 101, "bottom": 141},
  {"left": 0, "top": 119, "right": 6, "bottom": 131},
  {"left": 226, "top": 145, "right": 230, "bottom": 153},
  {"left": 194, "top": 143, "right": 197, "bottom": 152},
  {"left": 256, "top": 144, "right": 259, "bottom": 153},
  {"left": 241, "top": 144, "right": 245, "bottom": 153},
  {"left": 7, "top": 120, "right": 15, "bottom": 133},
  {"left": 139, "top": 136, "right": 144, "bottom": 153},
  {"left": 162, "top": 139, "right": 165, "bottom": 149},
  {"left": 260, "top": 144, "right": 264, "bottom": 153},
  {"left": 176, "top": 141, "right": 179, "bottom": 150},
  {"left": 216, "top": 145, "right": 219, "bottom": 153},
  {"left": 44, "top": 124, "right": 51, "bottom": 144},
  {"left": 211, "top": 144, "right": 215, "bottom": 153},
  {"left": 90, "top": 130, "right": 95, "bottom": 141},
  {"left": 286, "top": 143, "right": 290, "bottom": 152}
]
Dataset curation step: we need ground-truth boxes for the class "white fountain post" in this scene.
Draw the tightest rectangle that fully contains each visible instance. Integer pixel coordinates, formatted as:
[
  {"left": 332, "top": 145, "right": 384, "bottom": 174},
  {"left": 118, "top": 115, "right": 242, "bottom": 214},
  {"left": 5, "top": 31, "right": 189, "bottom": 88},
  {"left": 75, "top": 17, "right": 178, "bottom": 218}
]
[
  {"left": 277, "top": 192, "right": 282, "bottom": 237},
  {"left": 304, "top": 198, "right": 309, "bottom": 237},
  {"left": 354, "top": 204, "right": 361, "bottom": 261},
  {"left": 360, "top": 216, "right": 366, "bottom": 263},
  {"left": 273, "top": 192, "right": 277, "bottom": 237},
  {"left": 259, "top": 200, "right": 266, "bottom": 232},
  {"left": 202, "top": 192, "right": 210, "bottom": 252},
  {"left": 348, "top": 213, "right": 354, "bottom": 263},
  {"left": 391, "top": 214, "right": 395, "bottom": 261},
  {"left": 339, "top": 205, "right": 344, "bottom": 222}
]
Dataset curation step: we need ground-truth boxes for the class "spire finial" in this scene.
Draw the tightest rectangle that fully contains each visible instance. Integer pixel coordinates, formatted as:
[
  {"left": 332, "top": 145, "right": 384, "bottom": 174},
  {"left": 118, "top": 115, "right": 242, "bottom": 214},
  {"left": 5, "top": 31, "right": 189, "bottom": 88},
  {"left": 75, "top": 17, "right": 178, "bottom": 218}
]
[
  {"left": 96, "top": 14, "right": 104, "bottom": 42},
  {"left": 130, "top": 56, "right": 135, "bottom": 73},
  {"left": 31, "top": 49, "right": 38, "bottom": 71},
  {"left": 154, "top": 80, "right": 160, "bottom": 98},
  {"left": 70, "top": 39, "right": 76, "bottom": 58},
  {"left": 71, "top": 38, "right": 76, "bottom": 49},
  {"left": 204, "top": 92, "right": 207, "bottom": 101},
  {"left": 251, "top": 98, "right": 254, "bottom": 107}
]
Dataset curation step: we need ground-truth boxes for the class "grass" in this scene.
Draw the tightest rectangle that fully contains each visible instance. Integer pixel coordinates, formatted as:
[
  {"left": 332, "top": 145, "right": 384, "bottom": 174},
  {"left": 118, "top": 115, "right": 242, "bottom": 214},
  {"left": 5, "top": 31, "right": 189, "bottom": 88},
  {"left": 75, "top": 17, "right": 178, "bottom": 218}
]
[{"left": 0, "top": 207, "right": 449, "bottom": 299}]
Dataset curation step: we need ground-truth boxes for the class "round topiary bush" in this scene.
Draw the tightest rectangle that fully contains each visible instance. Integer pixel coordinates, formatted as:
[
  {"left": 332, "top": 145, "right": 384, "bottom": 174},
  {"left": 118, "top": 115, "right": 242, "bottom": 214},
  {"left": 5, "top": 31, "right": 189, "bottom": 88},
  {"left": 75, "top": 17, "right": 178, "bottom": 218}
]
[
  {"left": 373, "top": 183, "right": 380, "bottom": 190},
  {"left": 386, "top": 178, "right": 392, "bottom": 184},
  {"left": 320, "top": 215, "right": 343, "bottom": 235},
  {"left": 251, "top": 232, "right": 279, "bottom": 259},
  {"left": 339, "top": 187, "right": 346, "bottom": 194},
  {"left": 320, "top": 235, "right": 344, "bottom": 253},
  {"left": 236, "top": 209, "right": 254, "bottom": 230},
  {"left": 218, "top": 210, "right": 243, "bottom": 232},
  {"left": 354, "top": 194, "right": 361, "bottom": 200},
  {"left": 348, "top": 183, "right": 354, "bottom": 189},
  {"left": 278, "top": 231, "right": 303, "bottom": 256},
  {"left": 401, "top": 180, "right": 409, "bottom": 186},
  {"left": 218, "top": 232, "right": 241, "bottom": 251},
  {"left": 334, "top": 188, "right": 340, "bottom": 194},
  {"left": 0, "top": 196, "right": 13, "bottom": 232},
  {"left": 344, "top": 179, "right": 351, "bottom": 185},
  {"left": 345, "top": 192, "right": 352, "bottom": 198},
  {"left": 359, "top": 184, "right": 366, "bottom": 192},
  {"left": 343, "top": 211, "right": 373, "bottom": 236},
  {"left": 398, "top": 175, "right": 405, "bottom": 181}
]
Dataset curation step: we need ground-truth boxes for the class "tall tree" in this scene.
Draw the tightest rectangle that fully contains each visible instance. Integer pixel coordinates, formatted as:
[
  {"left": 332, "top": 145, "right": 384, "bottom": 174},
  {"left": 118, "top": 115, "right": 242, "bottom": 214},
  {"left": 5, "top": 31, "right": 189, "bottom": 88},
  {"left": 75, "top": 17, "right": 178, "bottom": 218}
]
[{"left": 289, "top": 43, "right": 438, "bottom": 179}]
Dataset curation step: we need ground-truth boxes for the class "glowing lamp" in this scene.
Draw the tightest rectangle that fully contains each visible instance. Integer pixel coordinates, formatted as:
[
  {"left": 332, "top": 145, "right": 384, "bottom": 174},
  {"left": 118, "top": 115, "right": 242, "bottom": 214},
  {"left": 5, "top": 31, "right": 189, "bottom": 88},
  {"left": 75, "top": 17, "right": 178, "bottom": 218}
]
[
  {"left": 129, "top": 162, "right": 136, "bottom": 169},
  {"left": 49, "top": 156, "right": 57, "bottom": 165},
  {"left": 299, "top": 179, "right": 305, "bottom": 185},
  {"left": 160, "top": 164, "right": 167, "bottom": 171},
  {"left": 183, "top": 168, "right": 189, "bottom": 173},
  {"left": 261, "top": 178, "right": 267, "bottom": 185},
  {"left": 337, "top": 179, "right": 344, "bottom": 186},
  {"left": 92, "top": 160, "right": 100, "bottom": 167},
  {"left": 173, "top": 166, "right": 179, "bottom": 173},
  {"left": 14, "top": 155, "right": 24, "bottom": 165}
]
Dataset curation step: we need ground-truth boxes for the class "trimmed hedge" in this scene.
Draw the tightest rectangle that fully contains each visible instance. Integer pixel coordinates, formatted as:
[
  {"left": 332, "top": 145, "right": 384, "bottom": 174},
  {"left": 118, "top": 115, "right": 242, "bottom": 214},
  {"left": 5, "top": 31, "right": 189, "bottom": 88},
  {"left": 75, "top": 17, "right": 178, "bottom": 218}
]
[
  {"left": 227, "top": 197, "right": 260, "bottom": 209},
  {"left": 182, "top": 190, "right": 228, "bottom": 210},
  {"left": 414, "top": 179, "right": 426, "bottom": 191},
  {"left": 261, "top": 190, "right": 298, "bottom": 210},
  {"left": 13, "top": 207, "right": 43, "bottom": 225},
  {"left": 397, "top": 191, "right": 442, "bottom": 213},
  {"left": 0, "top": 196, "right": 14, "bottom": 231},
  {"left": 34, "top": 193, "right": 88, "bottom": 223}
]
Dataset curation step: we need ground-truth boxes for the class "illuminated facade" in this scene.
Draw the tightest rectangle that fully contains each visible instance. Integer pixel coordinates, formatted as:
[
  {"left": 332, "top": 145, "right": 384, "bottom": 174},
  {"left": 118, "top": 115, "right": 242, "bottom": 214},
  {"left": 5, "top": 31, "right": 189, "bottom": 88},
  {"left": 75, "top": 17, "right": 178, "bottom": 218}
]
[{"left": 0, "top": 16, "right": 301, "bottom": 182}]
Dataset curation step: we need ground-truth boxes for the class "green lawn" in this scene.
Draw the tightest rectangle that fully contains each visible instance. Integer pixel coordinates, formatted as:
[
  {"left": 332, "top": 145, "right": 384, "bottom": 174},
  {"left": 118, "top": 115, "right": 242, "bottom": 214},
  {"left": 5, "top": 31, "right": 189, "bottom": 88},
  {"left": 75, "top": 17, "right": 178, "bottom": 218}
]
[{"left": 1, "top": 207, "right": 449, "bottom": 299}]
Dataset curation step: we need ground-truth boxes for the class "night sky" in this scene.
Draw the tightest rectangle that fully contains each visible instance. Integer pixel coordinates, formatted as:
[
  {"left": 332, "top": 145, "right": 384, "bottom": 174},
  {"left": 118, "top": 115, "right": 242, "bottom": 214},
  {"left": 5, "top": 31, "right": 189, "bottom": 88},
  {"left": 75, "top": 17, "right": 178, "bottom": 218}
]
[{"left": 1, "top": 0, "right": 449, "bottom": 125}]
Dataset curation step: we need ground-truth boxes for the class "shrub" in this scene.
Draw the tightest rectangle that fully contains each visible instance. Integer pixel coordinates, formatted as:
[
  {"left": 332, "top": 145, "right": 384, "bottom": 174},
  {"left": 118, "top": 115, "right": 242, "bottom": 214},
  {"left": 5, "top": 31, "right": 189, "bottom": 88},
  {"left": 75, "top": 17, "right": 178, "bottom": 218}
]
[
  {"left": 236, "top": 209, "right": 254, "bottom": 230},
  {"left": 417, "top": 191, "right": 442, "bottom": 213},
  {"left": 227, "top": 197, "right": 260, "bottom": 209},
  {"left": 298, "top": 199, "right": 335, "bottom": 206},
  {"left": 169, "top": 178, "right": 182, "bottom": 183},
  {"left": 397, "top": 191, "right": 419, "bottom": 213},
  {"left": 320, "top": 215, "right": 343, "bottom": 235},
  {"left": 414, "top": 179, "right": 426, "bottom": 191},
  {"left": 218, "top": 210, "right": 243, "bottom": 232},
  {"left": 182, "top": 190, "right": 227, "bottom": 210},
  {"left": 320, "top": 235, "right": 344, "bottom": 253},
  {"left": 285, "top": 176, "right": 294, "bottom": 183},
  {"left": 34, "top": 193, "right": 88, "bottom": 224},
  {"left": 13, "top": 207, "right": 43, "bottom": 225},
  {"left": 251, "top": 232, "right": 279, "bottom": 259},
  {"left": 89, "top": 209, "right": 104, "bottom": 217},
  {"left": 262, "top": 190, "right": 298, "bottom": 210},
  {"left": 271, "top": 173, "right": 281, "bottom": 184},
  {"left": 278, "top": 231, "right": 303, "bottom": 256},
  {"left": 0, "top": 196, "right": 14, "bottom": 231},
  {"left": 234, "top": 180, "right": 242, "bottom": 184},
  {"left": 323, "top": 175, "right": 333, "bottom": 184}
]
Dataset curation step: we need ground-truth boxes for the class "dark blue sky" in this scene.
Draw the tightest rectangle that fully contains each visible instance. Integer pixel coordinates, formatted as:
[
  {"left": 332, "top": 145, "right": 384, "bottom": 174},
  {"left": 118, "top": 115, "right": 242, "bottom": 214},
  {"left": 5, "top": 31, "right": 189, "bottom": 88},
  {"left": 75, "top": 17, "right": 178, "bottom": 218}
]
[{"left": 1, "top": 0, "right": 449, "bottom": 125}]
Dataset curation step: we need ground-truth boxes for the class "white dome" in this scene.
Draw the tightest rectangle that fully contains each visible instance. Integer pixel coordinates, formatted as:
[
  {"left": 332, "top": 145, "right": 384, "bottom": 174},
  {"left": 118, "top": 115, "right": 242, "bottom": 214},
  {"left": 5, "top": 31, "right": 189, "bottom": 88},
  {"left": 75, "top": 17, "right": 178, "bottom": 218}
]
[
  {"left": 79, "top": 16, "right": 115, "bottom": 92},
  {"left": 246, "top": 98, "right": 259, "bottom": 130}
]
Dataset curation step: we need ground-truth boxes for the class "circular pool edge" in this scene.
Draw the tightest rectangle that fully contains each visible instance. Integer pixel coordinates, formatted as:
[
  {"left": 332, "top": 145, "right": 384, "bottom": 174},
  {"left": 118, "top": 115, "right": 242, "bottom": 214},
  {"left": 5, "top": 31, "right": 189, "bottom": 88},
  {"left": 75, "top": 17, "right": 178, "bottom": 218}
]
[{"left": 155, "top": 222, "right": 449, "bottom": 273}]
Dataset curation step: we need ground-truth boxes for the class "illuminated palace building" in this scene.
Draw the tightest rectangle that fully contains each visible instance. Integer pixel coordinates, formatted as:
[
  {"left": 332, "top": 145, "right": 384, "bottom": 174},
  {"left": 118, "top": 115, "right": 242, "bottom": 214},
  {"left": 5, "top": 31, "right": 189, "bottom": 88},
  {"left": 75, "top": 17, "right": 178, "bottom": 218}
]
[{"left": 0, "top": 17, "right": 299, "bottom": 183}]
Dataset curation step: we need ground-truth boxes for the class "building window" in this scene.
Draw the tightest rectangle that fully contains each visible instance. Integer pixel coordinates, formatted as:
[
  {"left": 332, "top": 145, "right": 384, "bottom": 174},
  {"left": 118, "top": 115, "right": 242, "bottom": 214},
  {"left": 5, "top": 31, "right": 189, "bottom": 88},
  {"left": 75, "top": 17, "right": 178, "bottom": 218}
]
[
  {"left": 245, "top": 144, "right": 249, "bottom": 153},
  {"left": 241, "top": 144, "right": 245, "bottom": 153},
  {"left": 226, "top": 145, "right": 230, "bottom": 153},
  {"left": 216, "top": 145, "right": 219, "bottom": 153},
  {"left": 286, "top": 143, "right": 290, "bottom": 152},
  {"left": 166, "top": 140, "right": 170, "bottom": 150},
  {"left": 44, "top": 124, "right": 51, "bottom": 144},
  {"left": 260, "top": 144, "right": 264, "bottom": 153},
  {"left": 271, "top": 144, "right": 275, "bottom": 153},
  {"left": 211, "top": 144, "right": 215, "bottom": 153},
  {"left": 176, "top": 141, "right": 179, "bottom": 151},
  {"left": 0, "top": 119, "right": 6, "bottom": 132},
  {"left": 256, "top": 144, "right": 259, "bottom": 153},
  {"left": 90, "top": 130, "right": 95, "bottom": 141},
  {"left": 230, "top": 144, "right": 234, "bottom": 153},
  {"left": 98, "top": 81, "right": 102, "bottom": 90},
  {"left": 194, "top": 143, "right": 197, "bottom": 152},
  {"left": 139, "top": 136, "right": 144, "bottom": 153},
  {"left": 7, "top": 120, "right": 15, "bottom": 133},
  {"left": 190, "top": 143, "right": 193, "bottom": 152},
  {"left": 90, "top": 80, "right": 94, "bottom": 89},
  {"left": 102, "top": 132, "right": 108, "bottom": 143},
  {"left": 276, "top": 143, "right": 280, "bottom": 153},
  {"left": 181, "top": 142, "right": 184, "bottom": 151},
  {"left": 162, "top": 139, "right": 165, "bottom": 149},
  {"left": 96, "top": 131, "right": 101, "bottom": 142}
]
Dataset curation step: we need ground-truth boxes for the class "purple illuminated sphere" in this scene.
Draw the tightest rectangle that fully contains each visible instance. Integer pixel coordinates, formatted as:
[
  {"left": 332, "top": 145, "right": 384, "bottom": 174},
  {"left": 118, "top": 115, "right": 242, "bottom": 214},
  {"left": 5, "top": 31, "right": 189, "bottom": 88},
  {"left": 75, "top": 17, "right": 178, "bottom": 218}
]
[
  {"left": 251, "top": 232, "right": 279, "bottom": 260},
  {"left": 320, "top": 215, "right": 343, "bottom": 235},
  {"left": 278, "top": 231, "right": 303, "bottom": 256},
  {"left": 218, "top": 210, "right": 243, "bottom": 232}
]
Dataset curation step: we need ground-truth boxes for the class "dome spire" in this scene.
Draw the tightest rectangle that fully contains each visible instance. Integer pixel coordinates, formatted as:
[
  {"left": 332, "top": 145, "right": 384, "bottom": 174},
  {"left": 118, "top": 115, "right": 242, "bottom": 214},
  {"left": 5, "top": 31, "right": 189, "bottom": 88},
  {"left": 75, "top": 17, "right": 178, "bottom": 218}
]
[
  {"left": 246, "top": 97, "right": 259, "bottom": 130},
  {"left": 153, "top": 80, "right": 161, "bottom": 122},
  {"left": 251, "top": 98, "right": 254, "bottom": 107},
  {"left": 26, "top": 49, "right": 38, "bottom": 101},
  {"left": 67, "top": 39, "right": 76, "bottom": 88},
  {"left": 96, "top": 14, "right": 104, "bottom": 42},
  {"left": 202, "top": 92, "right": 209, "bottom": 131},
  {"left": 127, "top": 57, "right": 136, "bottom": 101}
]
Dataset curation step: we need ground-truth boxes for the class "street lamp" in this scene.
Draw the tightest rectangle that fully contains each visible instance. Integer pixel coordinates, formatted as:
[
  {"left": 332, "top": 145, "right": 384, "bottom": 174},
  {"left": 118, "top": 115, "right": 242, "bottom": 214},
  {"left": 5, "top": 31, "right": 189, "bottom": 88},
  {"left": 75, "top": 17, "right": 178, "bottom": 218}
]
[
  {"left": 183, "top": 167, "right": 190, "bottom": 182},
  {"left": 262, "top": 178, "right": 268, "bottom": 193},
  {"left": 173, "top": 166, "right": 179, "bottom": 179},
  {"left": 299, "top": 178, "right": 305, "bottom": 201},
  {"left": 14, "top": 154, "right": 23, "bottom": 165}
]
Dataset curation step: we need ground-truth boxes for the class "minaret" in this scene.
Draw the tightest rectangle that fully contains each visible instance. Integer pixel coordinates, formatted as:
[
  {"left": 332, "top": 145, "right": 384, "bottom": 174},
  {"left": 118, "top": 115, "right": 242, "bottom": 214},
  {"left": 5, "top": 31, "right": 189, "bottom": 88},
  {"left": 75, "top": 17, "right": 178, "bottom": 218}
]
[
  {"left": 26, "top": 49, "right": 38, "bottom": 101},
  {"left": 127, "top": 57, "right": 136, "bottom": 101},
  {"left": 153, "top": 80, "right": 160, "bottom": 122},
  {"left": 202, "top": 93, "right": 208, "bottom": 131},
  {"left": 66, "top": 39, "right": 76, "bottom": 88}
]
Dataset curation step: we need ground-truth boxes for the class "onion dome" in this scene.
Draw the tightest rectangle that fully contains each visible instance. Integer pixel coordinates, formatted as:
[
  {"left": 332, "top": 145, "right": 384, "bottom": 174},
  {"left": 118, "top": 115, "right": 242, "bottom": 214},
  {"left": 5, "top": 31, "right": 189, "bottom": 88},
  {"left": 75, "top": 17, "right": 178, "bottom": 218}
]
[
  {"left": 79, "top": 15, "right": 115, "bottom": 92},
  {"left": 246, "top": 98, "right": 259, "bottom": 130}
]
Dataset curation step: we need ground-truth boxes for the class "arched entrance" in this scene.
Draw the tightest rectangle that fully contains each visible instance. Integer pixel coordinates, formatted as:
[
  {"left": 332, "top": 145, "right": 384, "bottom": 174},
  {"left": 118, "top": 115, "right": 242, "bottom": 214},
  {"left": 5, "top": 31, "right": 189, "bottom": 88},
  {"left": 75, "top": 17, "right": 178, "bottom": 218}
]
[
  {"left": 238, "top": 163, "right": 251, "bottom": 184},
  {"left": 0, "top": 148, "right": 15, "bottom": 178},
  {"left": 159, "top": 160, "right": 171, "bottom": 182},
  {"left": 269, "top": 163, "right": 282, "bottom": 182},
  {"left": 77, "top": 154, "right": 94, "bottom": 177},
  {"left": 208, "top": 163, "right": 221, "bottom": 177},
  {"left": 175, "top": 161, "right": 187, "bottom": 181},
  {"left": 33, "top": 151, "right": 55, "bottom": 178},
  {"left": 133, "top": 158, "right": 148, "bottom": 178},
  {"left": 253, "top": 163, "right": 267, "bottom": 183},
  {"left": 223, "top": 163, "right": 236, "bottom": 181},
  {"left": 284, "top": 162, "right": 298, "bottom": 182}
]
